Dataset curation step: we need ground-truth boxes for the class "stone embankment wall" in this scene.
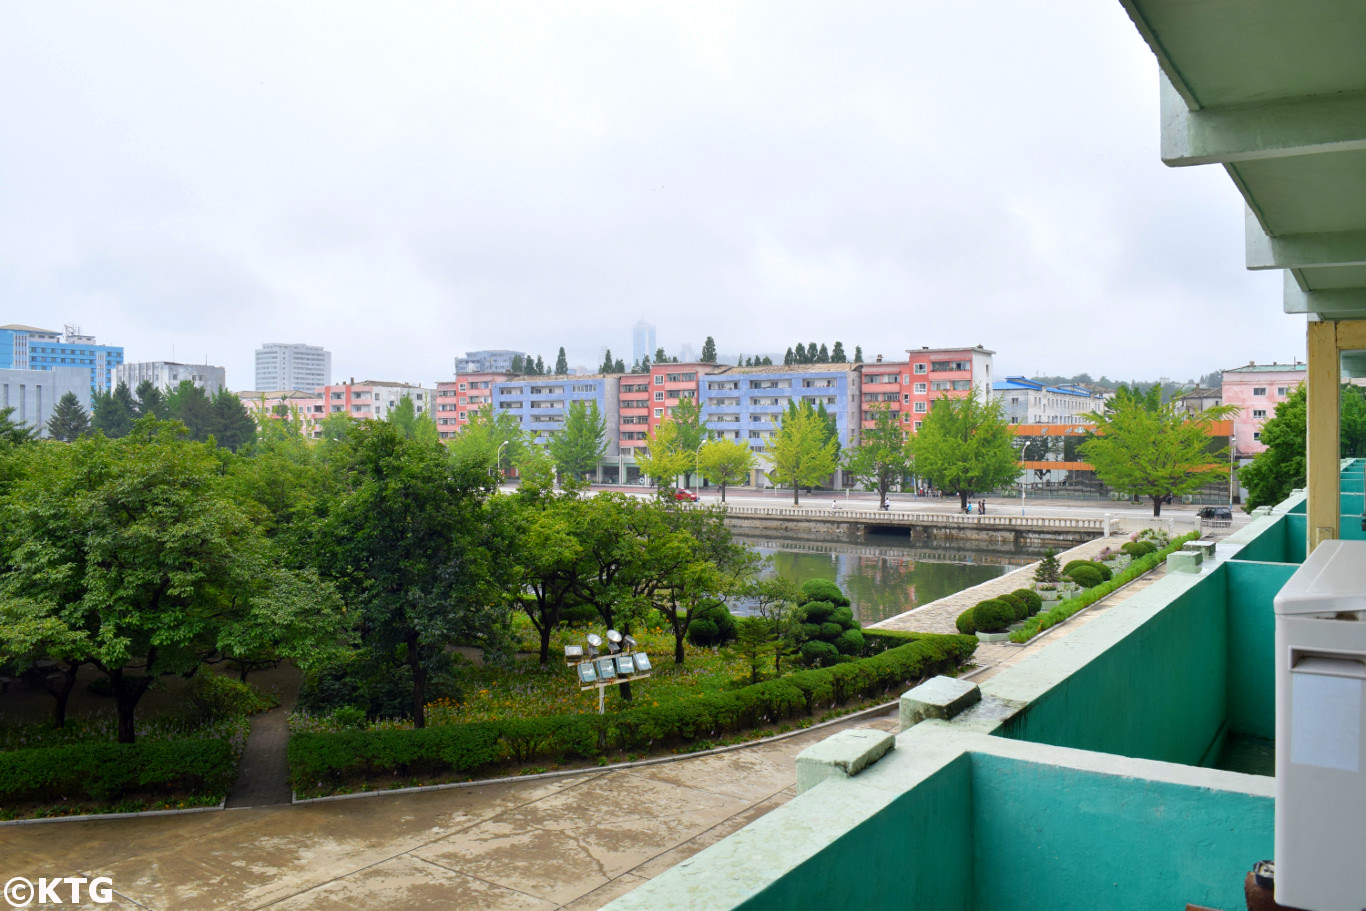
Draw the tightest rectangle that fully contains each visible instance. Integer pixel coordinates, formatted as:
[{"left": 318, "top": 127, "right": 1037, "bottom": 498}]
[{"left": 720, "top": 510, "right": 1100, "bottom": 550}]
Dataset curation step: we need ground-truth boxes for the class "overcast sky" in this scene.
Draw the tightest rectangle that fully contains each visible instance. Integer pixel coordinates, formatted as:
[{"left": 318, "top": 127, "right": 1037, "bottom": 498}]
[{"left": 0, "top": 2, "right": 1297, "bottom": 391}]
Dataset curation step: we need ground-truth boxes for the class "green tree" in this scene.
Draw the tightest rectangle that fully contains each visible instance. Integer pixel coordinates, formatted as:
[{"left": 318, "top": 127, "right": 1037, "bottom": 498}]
[
  {"left": 853, "top": 346, "right": 863, "bottom": 364},
  {"left": 633, "top": 418, "right": 691, "bottom": 490},
  {"left": 45, "top": 391, "right": 90, "bottom": 441},
  {"left": 768, "top": 400, "right": 839, "bottom": 505},
  {"left": 1081, "top": 396, "right": 1234, "bottom": 516},
  {"left": 448, "top": 404, "right": 528, "bottom": 479},
  {"left": 817, "top": 343, "right": 830, "bottom": 363},
  {"left": 510, "top": 354, "right": 526, "bottom": 374},
  {"left": 165, "top": 380, "right": 216, "bottom": 442},
  {"left": 0, "top": 420, "right": 343, "bottom": 741},
  {"left": 212, "top": 389, "right": 257, "bottom": 451},
  {"left": 614, "top": 357, "right": 625, "bottom": 373},
  {"left": 784, "top": 347, "right": 795, "bottom": 366},
  {"left": 843, "top": 404, "right": 912, "bottom": 508},
  {"left": 133, "top": 380, "right": 168, "bottom": 420},
  {"left": 667, "top": 396, "right": 707, "bottom": 487},
  {"left": 91, "top": 381, "right": 137, "bottom": 438},
  {"left": 0, "top": 406, "right": 37, "bottom": 447},
  {"left": 497, "top": 492, "right": 586, "bottom": 664},
  {"left": 654, "top": 346, "right": 669, "bottom": 365},
  {"left": 547, "top": 400, "right": 607, "bottom": 480},
  {"left": 315, "top": 422, "right": 503, "bottom": 727},
  {"left": 699, "top": 437, "right": 757, "bottom": 502},
  {"left": 831, "top": 341, "right": 847, "bottom": 363},
  {"left": 700, "top": 336, "right": 717, "bottom": 364},
  {"left": 1340, "top": 384, "right": 1366, "bottom": 457},
  {"left": 600, "top": 348, "right": 617, "bottom": 374},
  {"left": 794, "top": 343, "right": 808, "bottom": 364},
  {"left": 913, "top": 390, "right": 1019, "bottom": 512},
  {"left": 555, "top": 347, "right": 569, "bottom": 375}
]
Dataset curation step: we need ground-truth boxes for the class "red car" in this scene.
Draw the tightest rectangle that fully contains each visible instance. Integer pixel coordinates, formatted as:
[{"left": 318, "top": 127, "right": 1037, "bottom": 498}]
[{"left": 673, "top": 489, "right": 698, "bottom": 502}]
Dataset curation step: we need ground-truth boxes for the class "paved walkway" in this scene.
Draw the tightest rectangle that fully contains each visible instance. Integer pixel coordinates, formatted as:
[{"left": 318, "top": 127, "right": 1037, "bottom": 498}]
[
  {"left": 225, "top": 705, "right": 293, "bottom": 808},
  {"left": 8, "top": 713, "right": 899, "bottom": 911}
]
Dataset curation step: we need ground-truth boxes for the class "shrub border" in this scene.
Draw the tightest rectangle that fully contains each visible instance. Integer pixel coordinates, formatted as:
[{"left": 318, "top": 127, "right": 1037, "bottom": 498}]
[{"left": 1008, "top": 532, "right": 1200, "bottom": 644}]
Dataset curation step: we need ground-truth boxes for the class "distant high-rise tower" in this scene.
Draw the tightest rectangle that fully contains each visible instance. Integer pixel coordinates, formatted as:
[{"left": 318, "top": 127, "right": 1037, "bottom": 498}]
[
  {"left": 632, "top": 320, "right": 656, "bottom": 367},
  {"left": 255, "top": 343, "right": 331, "bottom": 392}
]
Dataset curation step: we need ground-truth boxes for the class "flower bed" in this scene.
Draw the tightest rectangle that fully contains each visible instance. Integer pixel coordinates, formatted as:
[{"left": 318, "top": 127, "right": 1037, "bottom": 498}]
[{"left": 1008, "top": 532, "right": 1200, "bottom": 644}]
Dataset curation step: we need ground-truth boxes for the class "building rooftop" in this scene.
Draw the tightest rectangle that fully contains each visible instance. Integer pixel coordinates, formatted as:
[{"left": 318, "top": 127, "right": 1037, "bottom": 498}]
[
  {"left": 0, "top": 323, "right": 61, "bottom": 333},
  {"left": 1176, "top": 386, "right": 1222, "bottom": 399},
  {"left": 1223, "top": 362, "right": 1306, "bottom": 374},
  {"left": 706, "top": 363, "right": 860, "bottom": 375}
]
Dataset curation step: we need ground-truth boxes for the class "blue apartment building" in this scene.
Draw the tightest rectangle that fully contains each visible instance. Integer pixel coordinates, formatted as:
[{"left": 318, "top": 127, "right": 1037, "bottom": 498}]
[
  {"left": 698, "top": 364, "right": 859, "bottom": 455},
  {"left": 491, "top": 374, "right": 620, "bottom": 454},
  {"left": 0, "top": 324, "right": 124, "bottom": 397}
]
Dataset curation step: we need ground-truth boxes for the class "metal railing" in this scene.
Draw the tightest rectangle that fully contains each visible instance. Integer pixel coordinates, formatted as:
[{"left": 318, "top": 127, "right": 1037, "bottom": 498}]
[{"left": 719, "top": 504, "right": 1105, "bottom": 531}]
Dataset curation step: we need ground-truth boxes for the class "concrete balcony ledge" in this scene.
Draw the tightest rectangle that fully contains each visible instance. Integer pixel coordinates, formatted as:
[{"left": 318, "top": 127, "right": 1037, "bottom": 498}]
[
  {"left": 1184, "top": 539, "right": 1216, "bottom": 560},
  {"left": 794, "top": 728, "right": 895, "bottom": 793},
  {"left": 899, "top": 675, "right": 981, "bottom": 732},
  {"left": 1167, "top": 550, "right": 1203, "bottom": 573}
]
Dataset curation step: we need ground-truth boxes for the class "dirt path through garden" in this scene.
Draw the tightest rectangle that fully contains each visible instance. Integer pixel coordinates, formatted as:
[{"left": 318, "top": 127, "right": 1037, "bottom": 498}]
[{"left": 225, "top": 665, "right": 301, "bottom": 808}]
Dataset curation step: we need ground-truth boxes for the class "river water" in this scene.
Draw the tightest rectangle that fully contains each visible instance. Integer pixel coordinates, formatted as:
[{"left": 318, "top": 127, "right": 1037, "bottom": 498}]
[{"left": 733, "top": 533, "right": 1035, "bottom": 625}]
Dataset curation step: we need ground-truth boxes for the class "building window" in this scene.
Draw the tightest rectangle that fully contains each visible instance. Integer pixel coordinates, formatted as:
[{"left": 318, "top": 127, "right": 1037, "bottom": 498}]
[
  {"left": 654, "top": 390, "right": 664, "bottom": 401},
  {"left": 1252, "top": 386, "right": 1266, "bottom": 396},
  {"left": 913, "top": 401, "right": 927, "bottom": 413},
  {"left": 459, "top": 411, "right": 466, "bottom": 419},
  {"left": 914, "top": 383, "right": 927, "bottom": 394},
  {"left": 913, "top": 363, "right": 927, "bottom": 374},
  {"left": 914, "top": 421, "right": 923, "bottom": 430},
  {"left": 1253, "top": 432, "right": 1262, "bottom": 441},
  {"left": 1276, "top": 386, "right": 1288, "bottom": 396},
  {"left": 654, "top": 375, "right": 663, "bottom": 385},
  {"left": 1253, "top": 409, "right": 1267, "bottom": 418},
  {"left": 654, "top": 408, "right": 663, "bottom": 418}
]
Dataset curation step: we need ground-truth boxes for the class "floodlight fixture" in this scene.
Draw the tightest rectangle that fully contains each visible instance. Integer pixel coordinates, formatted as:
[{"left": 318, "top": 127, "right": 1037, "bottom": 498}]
[
  {"left": 595, "top": 657, "right": 617, "bottom": 679},
  {"left": 564, "top": 645, "right": 583, "bottom": 662},
  {"left": 606, "top": 629, "right": 622, "bottom": 643},
  {"left": 616, "top": 655, "right": 636, "bottom": 676},
  {"left": 586, "top": 633, "right": 603, "bottom": 648},
  {"left": 577, "top": 663, "right": 598, "bottom": 685},
  {"left": 586, "top": 644, "right": 599, "bottom": 658},
  {"left": 622, "top": 634, "right": 637, "bottom": 651},
  {"left": 634, "top": 652, "right": 653, "bottom": 673}
]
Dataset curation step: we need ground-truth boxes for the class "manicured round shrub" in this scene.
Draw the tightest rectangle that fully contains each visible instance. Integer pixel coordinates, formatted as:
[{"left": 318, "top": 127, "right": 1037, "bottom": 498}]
[
  {"left": 800, "top": 640, "right": 839, "bottom": 666},
  {"left": 973, "top": 599, "right": 1014, "bottom": 633},
  {"left": 1065, "top": 565, "right": 1104, "bottom": 589},
  {"left": 997, "top": 592, "right": 1028, "bottom": 621},
  {"left": 801, "top": 601, "right": 835, "bottom": 624},
  {"left": 830, "top": 606, "right": 855, "bottom": 627},
  {"left": 1121, "top": 540, "right": 1157, "bottom": 558},
  {"left": 820, "top": 621, "right": 845, "bottom": 640},
  {"left": 1063, "top": 559, "right": 1112, "bottom": 583},
  {"left": 800, "top": 579, "right": 850, "bottom": 607},
  {"left": 955, "top": 608, "right": 977, "bottom": 635},
  {"left": 1011, "top": 589, "right": 1043, "bottom": 617},
  {"left": 833, "top": 628, "right": 865, "bottom": 656},
  {"left": 797, "top": 622, "right": 824, "bottom": 641},
  {"left": 687, "top": 600, "right": 738, "bottom": 646}
]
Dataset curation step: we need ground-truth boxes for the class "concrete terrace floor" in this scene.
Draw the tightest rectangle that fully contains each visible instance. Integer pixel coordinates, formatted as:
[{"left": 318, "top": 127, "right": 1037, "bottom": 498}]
[{"left": 6, "top": 714, "right": 900, "bottom": 911}]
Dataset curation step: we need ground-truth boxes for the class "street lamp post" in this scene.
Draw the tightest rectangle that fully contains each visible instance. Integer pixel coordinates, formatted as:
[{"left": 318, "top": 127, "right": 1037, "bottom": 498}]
[
  {"left": 495, "top": 439, "right": 509, "bottom": 484},
  {"left": 695, "top": 438, "right": 710, "bottom": 493},
  {"left": 1229, "top": 434, "right": 1236, "bottom": 506}
]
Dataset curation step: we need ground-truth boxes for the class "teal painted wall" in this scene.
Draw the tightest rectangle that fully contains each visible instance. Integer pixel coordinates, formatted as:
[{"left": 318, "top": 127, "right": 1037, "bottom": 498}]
[
  {"left": 970, "top": 754, "right": 1273, "bottom": 911},
  {"left": 739, "top": 758, "right": 974, "bottom": 911},
  {"left": 1236, "top": 514, "right": 1307, "bottom": 563},
  {"left": 1224, "top": 561, "right": 1293, "bottom": 740},
  {"left": 1000, "top": 569, "right": 1229, "bottom": 766}
]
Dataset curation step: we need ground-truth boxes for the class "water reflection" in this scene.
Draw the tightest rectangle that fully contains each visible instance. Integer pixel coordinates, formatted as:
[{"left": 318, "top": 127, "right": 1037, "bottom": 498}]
[{"left": 735, "top": 533, "right": 1033, "bottom": 625}]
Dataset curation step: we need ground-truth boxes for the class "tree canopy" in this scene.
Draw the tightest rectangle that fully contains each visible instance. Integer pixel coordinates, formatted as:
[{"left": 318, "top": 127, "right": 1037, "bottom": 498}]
[
  {"left": 1082, "top": 395, "right": 1233, "bottom": 516},
  {"left": 768, "top": 399, "right": 838, "bottom": 505},
  {"left": 912, "top": 390, "right": 1018, "bottom": 511},
  {"left": 843, "top": 404, "right": 912, "bottom": 508},
  {"left": 699, "top": 437, "right": 756, "bottom": 502},
  {"left": 547, "top": 399, "right": 607, "bottom": 480}
]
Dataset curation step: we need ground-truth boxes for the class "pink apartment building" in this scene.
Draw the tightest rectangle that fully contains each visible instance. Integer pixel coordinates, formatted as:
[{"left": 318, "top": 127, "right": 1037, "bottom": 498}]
[
  {"left": 320, "top": 379, "right": 435, "bottom": 424},
  {"left": 859, "top": 346, "right": 994, "bottom": 437},
  {"left": 617, "top": 373, "right": 651, "bottom": 455},
  {"left": 435, "top": 373, "right": 507, "bottom": 440},
  {"left": 237, "top": 389, "right": 326, "bottom": 438},
  {"left": 647, "top": 363, "right": 705, "bottom": 436},
  {"left": 1221, "top": 362, "right": 1305, "bottom": 457}
]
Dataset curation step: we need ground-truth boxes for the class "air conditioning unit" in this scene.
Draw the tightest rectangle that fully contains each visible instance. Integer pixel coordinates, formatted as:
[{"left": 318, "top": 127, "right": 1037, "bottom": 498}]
[{"left": 1272, "top": 539, "right": 1366, "bottom": 911}]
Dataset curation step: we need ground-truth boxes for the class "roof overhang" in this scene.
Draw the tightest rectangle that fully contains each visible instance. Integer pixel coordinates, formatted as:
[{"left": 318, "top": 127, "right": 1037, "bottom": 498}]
[{"left": 1120, "top": 0, "right": 1366, "bottom": 322}]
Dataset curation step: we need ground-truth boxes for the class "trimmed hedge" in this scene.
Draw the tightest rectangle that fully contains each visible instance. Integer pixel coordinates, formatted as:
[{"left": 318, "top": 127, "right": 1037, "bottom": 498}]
[
  {"left": 288, "top": 633, "right": 978, "bottom": 795},
  {"left": 955, "top": 607, "right": 977, "bottom": 635},
  {"left": 0, "top": 739, "right": 236, "bottom": 805},
  {"left": 1009, "top": 532, "right": 1199, "bottom": 643},
  {"left": 1065, "top": 564, "right": 1105, "bottom": 589},
  {"left": 1063, "top": 559, "right": 1112, "bottom": 583},
  {"left": 973, "top": 599, "right": 1014, "bottom": 633},
  {"left": 998, "top": 592, "right": 1028, "bottom": 621},
  {"left": 1011, "top": 589, "right": 1043, "bottom": 616}
]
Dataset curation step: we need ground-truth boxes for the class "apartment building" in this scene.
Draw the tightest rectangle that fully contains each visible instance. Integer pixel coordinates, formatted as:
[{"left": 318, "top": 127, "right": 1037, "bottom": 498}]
[
  {"left": 859, "top": 346, "right": 995, "bottom": 434},
  {"left": 0, "top": 366, "right": 88, "bottom": 436},
  {"left": 699, "top": 363, "right": 859, "bottom": 454},
  {"left": 0, "top": 324, "right": 124, "bottom": 396},
  {"left": 115, "top": 361, "right": 227, "bottom": 397},
  {"left": 255, "top": 343, "right": 331, "bottom": 393},
  {"left": 454, "top": 350, "right": 525, "bottom": 375},
  {"left": 616, "top": 373, "right": 652, "bottom": 455},
  {"left": 993, "top": 376, "right": 1105, "bottom": 424},
  {"left": 1221, "top": 361, "right": 1305, "bottom": 457},
  {"left": 320, "top": 380, "right": 434, "bottom": 420},
  {"left": 487, "top": 374, "right": 620, "bottom": 452},
  {"left": 434, "top": 373, "right": 507, "bottom": 439},
  {"left": 237, "top": 390, "right": 327, "bottom": 438}
]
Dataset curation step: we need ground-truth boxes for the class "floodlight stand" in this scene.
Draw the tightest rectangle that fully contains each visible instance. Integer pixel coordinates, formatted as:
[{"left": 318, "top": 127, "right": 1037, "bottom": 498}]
[{"left": 598, "top": 685, "right": 605, "bottom": 714}]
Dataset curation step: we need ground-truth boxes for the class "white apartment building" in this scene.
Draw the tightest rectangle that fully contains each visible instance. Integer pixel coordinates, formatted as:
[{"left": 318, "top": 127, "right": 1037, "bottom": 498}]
[
  {"left": 255, "top": 343, "right": 331, "bottom": 393},
  {"left": 115, "top": 361, "right": 226, "bottom": 397}
]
